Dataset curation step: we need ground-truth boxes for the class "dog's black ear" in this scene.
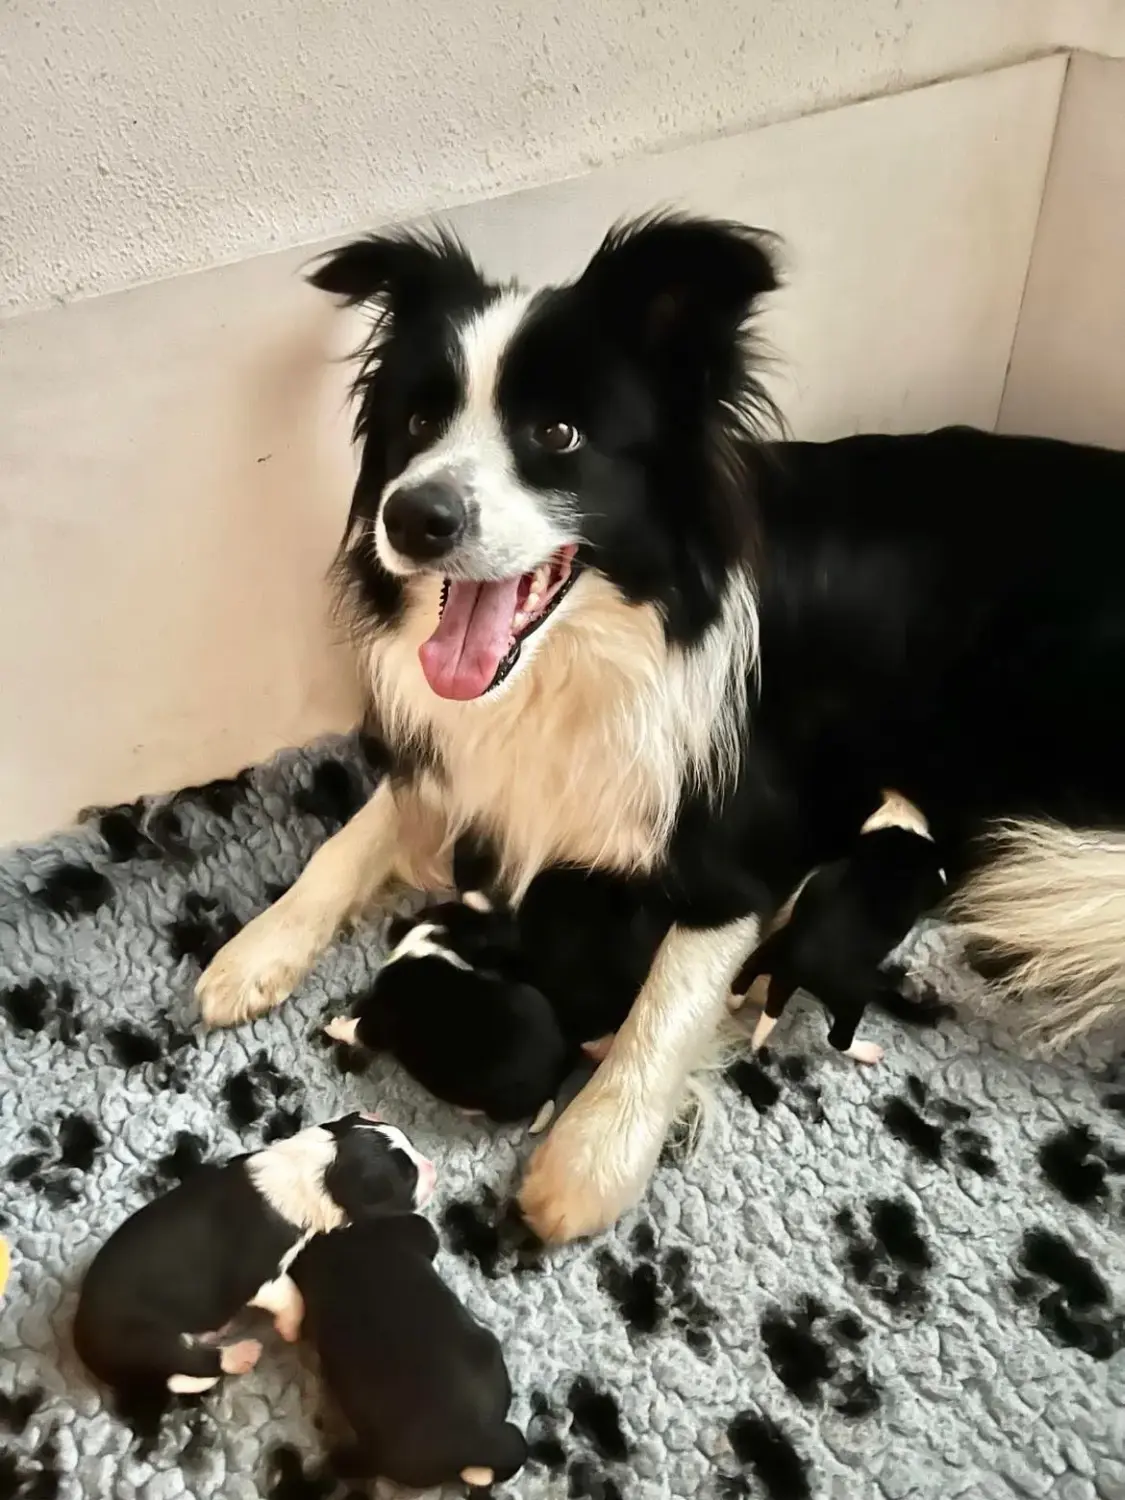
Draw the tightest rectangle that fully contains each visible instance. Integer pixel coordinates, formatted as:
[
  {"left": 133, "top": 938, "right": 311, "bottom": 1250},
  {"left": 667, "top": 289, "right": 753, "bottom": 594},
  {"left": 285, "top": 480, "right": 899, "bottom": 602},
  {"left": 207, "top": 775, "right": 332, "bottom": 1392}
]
[
  {"left": 307, "top": 227, "right": 488, "bottom": 322},
  {"left": 577, "top": 212, "right": 780, "bottom": 351}
]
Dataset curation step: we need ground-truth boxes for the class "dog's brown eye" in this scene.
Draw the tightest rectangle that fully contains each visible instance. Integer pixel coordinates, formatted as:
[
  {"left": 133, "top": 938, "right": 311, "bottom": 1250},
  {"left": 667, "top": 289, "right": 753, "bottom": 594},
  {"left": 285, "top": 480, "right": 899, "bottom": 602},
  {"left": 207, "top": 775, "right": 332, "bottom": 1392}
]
[
  {"left": 532, "top": 421, "right": 583, "bottom": 455},
  {"left": 407, "top": 412, "right": 434, "bottom": 438}
]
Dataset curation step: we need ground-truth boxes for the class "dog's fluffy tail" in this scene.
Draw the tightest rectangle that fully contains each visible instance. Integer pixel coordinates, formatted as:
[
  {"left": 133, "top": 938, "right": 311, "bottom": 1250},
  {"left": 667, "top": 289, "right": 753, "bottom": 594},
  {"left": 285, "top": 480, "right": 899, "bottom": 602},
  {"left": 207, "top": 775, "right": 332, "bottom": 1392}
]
[{"left": 949, "top": 819, "right": 1125, "bottom": 1049}]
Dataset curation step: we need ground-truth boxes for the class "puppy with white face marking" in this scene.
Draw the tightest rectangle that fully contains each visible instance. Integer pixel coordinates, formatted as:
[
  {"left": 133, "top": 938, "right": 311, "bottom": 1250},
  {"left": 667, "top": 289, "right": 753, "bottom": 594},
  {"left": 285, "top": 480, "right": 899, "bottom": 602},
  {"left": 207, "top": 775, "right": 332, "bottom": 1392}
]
[
  {"left": 289, "top": 1210, "right": 527, "bottom": 1492},
  {"left": 730, "top": 791, "right": 953, "bottom": 1063},
  {"left": 73, "top": 1114, "right": 434, "bottom": 1406},
  {"left": 326, "top": 899, "right": 571, "bottom": 1132}
]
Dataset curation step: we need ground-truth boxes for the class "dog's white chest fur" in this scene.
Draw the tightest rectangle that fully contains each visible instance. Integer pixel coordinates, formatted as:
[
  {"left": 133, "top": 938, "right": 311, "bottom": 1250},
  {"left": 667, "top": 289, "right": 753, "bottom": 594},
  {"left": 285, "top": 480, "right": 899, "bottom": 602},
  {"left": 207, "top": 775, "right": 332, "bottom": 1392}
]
[{"left": 363, "top": 571, "right": 756, "bottom": 895}]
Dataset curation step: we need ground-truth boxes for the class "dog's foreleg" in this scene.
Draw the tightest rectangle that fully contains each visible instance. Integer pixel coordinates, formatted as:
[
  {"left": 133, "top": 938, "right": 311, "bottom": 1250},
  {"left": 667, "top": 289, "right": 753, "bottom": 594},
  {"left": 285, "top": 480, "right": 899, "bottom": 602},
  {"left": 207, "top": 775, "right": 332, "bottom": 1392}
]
[
  {"left": 519, "top": 914, "right": 760, "bottom": 1243},
  {"left": 196, "top": 782, "right": 403, "bottom": 1027}
]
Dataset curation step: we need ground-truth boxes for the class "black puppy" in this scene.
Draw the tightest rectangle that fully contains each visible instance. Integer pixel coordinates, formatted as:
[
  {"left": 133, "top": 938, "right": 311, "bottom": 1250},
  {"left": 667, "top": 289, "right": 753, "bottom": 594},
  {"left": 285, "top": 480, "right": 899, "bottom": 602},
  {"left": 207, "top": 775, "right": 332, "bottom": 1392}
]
[
  {"left": 325, "top": 900, "right": 571, "bottom": 1130},
  {"left": 732, "top": 791, "right": 951, "bottom": 1063},
  {"left": 74, "top": 1114, "right": 434, "bottom": 1404},
  {"left": 453, "top": 834, "right": 672, "bottom": 1058},
  {"left": 290, "top": 1213, "right": 527, "bottom": 1491}
]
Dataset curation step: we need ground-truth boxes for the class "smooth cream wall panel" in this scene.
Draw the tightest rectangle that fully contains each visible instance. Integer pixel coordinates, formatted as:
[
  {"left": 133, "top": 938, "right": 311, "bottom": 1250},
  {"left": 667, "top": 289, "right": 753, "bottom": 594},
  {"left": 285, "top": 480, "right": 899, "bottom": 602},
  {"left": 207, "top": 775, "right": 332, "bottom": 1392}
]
[{"left": 999, "top": 54, "right": 1125, "bottom": 447}]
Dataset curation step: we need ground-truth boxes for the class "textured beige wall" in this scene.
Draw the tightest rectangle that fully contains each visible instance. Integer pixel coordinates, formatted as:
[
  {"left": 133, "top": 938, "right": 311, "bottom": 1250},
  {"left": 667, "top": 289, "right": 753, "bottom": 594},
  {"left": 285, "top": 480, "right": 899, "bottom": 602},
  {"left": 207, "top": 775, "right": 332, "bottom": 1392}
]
[
  {"left": 0, "top": 60, "right": 1064, "bottom": 843},
  {"left": 0, "top": 0, "right": 1088, "bottom": 318},
  {"left": 999, "top": 54, "right": 1125, "bottom": 447}
]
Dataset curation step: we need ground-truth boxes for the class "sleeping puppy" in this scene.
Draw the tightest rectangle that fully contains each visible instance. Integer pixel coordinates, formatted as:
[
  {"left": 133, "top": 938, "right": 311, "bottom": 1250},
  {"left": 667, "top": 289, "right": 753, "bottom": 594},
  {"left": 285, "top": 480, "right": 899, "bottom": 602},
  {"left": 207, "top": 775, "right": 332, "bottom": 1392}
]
[
  {"left": 731, "top": 791, "right": 951, "bottom": 1064},
  {"left": 290, "top": 1213, "right": 527, "bottom": 1492},
  {"left": 73, "top": 1113, "right": 434, "bottom": 1404},
  {"left": 325, "top": 901, "right": 571, "bottom": 1131}
]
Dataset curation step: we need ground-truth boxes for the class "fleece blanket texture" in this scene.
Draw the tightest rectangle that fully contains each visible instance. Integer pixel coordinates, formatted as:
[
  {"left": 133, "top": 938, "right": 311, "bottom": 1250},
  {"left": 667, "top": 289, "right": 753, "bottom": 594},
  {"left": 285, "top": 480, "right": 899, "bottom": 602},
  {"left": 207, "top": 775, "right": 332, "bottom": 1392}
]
[{"left": 1, "top": 733, "right": 1123, "bottom": 1500}]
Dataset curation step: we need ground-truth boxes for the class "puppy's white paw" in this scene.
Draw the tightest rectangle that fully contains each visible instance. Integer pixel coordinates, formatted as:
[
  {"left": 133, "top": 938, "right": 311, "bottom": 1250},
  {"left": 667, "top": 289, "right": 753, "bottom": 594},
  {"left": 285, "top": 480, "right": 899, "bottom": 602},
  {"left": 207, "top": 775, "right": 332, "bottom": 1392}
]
[
  {"left": 273, "top": 1294, "right": 305, "bottom": 1345},
  {"left": 324, "top": 1015, "right": 359, "bottom": 1045},
  {"left": 845, "top": 1038, "right": 884, "bottom": 1066},
  {"left": 519, "top": 1080, "right": 663, "bottom": 1243},
  {"left": 219, "top": 1338, "right": 262, "bottom": 1376},
  {"left": 196, "top": 903, "right": 321, "bottom": 1027},
  {"left": 579, "top": 1034, "right": 615, "bottom": 1064}
]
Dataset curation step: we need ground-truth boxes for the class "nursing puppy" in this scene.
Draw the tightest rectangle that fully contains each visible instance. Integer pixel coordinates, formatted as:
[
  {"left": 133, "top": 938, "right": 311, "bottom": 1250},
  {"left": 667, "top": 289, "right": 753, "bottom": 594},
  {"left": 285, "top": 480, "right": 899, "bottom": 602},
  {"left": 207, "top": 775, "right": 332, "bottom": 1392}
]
[
  {"left": 73, "top": 1114, "right": 434, "bottom": 1403},
  {"left": 452, "top": 836, "right": 671, "bottom": 1059},
  {"left": 325, "top": 900, "right": 571, "bottom": 1128},
  {"left": 291, "top": 1213, "right": 527, "bottom": 1492},
  {"left": 732, "top": 792, "right": 951, "bottom": 1063}
]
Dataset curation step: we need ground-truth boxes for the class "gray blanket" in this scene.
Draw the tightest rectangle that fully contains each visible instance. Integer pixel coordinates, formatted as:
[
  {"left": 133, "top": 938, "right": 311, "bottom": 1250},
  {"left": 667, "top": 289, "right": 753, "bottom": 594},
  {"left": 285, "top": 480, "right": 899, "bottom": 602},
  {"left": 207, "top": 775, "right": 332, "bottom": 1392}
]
[{"left": 1, "top": 735, "right": 1123, "bottom": 1500}]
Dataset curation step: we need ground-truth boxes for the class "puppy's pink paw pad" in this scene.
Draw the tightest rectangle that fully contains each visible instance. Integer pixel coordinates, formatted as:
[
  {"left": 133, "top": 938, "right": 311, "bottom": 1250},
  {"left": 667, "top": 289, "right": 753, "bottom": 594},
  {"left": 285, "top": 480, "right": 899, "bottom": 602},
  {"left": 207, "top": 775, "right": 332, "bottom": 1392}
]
[{"left": 220, "top": 1338, "right": 262, "bottom": 1375}]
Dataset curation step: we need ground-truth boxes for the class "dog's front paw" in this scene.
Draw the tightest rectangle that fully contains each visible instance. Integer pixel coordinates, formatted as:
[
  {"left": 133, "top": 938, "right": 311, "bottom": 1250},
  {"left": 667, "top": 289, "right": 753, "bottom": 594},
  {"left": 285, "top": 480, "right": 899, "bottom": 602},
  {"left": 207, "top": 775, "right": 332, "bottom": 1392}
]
[
  {"left": 518, "top": 1081, "right": 663, "bottom": 1244},
  {"left": 196, "top": 902, "right": 320, "bottom": 1027}
]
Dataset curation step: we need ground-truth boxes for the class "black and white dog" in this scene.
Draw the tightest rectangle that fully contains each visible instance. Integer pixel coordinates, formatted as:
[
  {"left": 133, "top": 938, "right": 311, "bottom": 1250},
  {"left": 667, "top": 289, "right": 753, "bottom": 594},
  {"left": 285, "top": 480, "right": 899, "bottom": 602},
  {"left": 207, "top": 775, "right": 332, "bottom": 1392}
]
[
  {"left": 74, "top": 1115, "right": 434, "bottom": 1402},
  {"left": 195, "top": 211, "right": 1125, "bottom": 1243}
]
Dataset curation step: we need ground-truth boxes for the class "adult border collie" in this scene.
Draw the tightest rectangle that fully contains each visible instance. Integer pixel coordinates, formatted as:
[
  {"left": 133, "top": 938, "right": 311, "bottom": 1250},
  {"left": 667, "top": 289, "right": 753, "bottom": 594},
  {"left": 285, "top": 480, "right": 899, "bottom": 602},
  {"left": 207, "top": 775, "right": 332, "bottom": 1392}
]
[{"left": 196, "top": 211, "right": 1125, "bottom": 1243}]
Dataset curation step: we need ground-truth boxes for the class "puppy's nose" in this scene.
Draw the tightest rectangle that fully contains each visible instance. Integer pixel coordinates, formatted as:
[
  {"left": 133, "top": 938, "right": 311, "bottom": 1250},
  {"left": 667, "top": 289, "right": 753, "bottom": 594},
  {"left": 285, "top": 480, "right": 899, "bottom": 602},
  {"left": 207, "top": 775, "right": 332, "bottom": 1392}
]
[{"left": 383, "top": 481, "right": 466, "bottom": 561}]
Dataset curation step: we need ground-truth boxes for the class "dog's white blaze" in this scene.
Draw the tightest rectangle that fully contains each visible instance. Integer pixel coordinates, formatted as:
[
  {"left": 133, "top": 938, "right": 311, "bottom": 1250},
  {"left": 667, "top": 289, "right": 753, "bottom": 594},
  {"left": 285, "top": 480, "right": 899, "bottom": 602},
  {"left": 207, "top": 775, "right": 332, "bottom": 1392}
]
[
  {"left": 385, "top": 919, "right": 470, "bottom": 970},
  {"left": 375, "top": 291, "right": 577, "bottom": 582},
  {"left": 245, "top": 1126, "right": 345, "bottom": 1236},
  {"left": 461, "top": 890, "right": 492, "bottom": 912}
]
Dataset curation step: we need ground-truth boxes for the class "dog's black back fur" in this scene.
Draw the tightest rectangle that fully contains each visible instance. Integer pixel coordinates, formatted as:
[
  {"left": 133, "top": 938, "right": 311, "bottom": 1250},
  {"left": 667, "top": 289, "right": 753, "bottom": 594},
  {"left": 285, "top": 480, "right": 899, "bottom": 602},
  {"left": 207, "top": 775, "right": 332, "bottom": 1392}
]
[
  {"left": 291, "top": 1216, "right": 527, "bottom": 1489},
  {"left": 669, "top": 427, "right": 1125, "bottom": 927}
]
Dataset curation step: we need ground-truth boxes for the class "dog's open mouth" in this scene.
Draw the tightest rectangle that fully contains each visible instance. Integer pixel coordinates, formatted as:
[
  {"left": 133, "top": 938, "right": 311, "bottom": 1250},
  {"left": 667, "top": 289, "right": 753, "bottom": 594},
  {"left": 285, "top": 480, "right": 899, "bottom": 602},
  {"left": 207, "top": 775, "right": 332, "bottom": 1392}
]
[{"left": 418, "top": 545, "right": 579, "bottom": 700}]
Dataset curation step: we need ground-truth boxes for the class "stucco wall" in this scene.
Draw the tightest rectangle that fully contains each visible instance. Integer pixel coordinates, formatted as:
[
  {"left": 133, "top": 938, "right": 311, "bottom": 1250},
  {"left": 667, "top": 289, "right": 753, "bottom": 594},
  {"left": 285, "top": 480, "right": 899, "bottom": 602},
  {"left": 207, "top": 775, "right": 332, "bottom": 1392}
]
[
  {"left": 0, "top": 0, "right": 1101, "bottom": 317},
  {"left": 999, "top": 53, "right": 1125, "bottom": 447},
  {"left": 0, "top": 60, "right": 1064, "bottom": 841}
]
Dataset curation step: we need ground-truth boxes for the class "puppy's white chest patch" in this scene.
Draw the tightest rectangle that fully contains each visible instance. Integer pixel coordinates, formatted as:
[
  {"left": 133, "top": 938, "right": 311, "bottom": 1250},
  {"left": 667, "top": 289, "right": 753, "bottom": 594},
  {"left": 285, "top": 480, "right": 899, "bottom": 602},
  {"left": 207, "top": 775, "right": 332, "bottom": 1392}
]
[{"left": 385, "top": 921, "right": 470, "bottom": 970}]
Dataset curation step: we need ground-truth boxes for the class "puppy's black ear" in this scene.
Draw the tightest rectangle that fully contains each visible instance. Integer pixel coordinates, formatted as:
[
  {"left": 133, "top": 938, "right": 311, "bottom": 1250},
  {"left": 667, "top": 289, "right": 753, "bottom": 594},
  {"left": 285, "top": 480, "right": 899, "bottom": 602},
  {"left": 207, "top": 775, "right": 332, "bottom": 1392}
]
[
  {"left": 577, "top": 211, "right": 780, "bottom": 352},
  {"left": 307, "top": 227, "right": 489, "bottom": 322}
]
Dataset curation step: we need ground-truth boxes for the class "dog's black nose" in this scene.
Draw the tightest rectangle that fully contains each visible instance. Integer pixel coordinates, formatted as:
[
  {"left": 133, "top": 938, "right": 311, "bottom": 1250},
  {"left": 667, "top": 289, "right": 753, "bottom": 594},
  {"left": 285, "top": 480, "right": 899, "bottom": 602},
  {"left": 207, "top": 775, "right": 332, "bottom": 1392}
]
[{"left": 383, "top": 482, "right": 466, "bottom": 561}]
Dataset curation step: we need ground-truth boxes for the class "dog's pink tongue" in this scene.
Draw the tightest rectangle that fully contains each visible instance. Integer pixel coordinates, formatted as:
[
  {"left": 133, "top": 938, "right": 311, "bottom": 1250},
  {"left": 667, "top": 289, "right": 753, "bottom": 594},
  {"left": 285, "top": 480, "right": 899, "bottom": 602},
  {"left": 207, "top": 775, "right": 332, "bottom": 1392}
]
[{"left": 418, "top": 577, "right": 522, "bottom": 699}]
